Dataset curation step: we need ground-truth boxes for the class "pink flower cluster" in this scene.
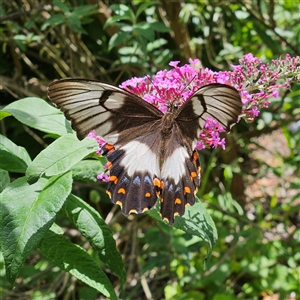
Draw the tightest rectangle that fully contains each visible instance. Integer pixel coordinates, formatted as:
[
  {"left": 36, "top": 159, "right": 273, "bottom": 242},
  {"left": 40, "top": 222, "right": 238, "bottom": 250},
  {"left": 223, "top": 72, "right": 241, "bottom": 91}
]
[
  {"left": 90, "top": 54, "right": 299, "bottom": 169},
  {"left": 217, "top": 53, "right": 300, "bottom": 122},
  {"left": 119, "top": 53, "right": 299, "bottom": 148}
]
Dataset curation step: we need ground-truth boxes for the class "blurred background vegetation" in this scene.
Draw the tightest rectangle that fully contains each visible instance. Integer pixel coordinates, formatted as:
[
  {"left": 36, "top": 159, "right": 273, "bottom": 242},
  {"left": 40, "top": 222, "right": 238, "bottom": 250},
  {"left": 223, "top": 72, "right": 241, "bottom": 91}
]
[{"left": 0, "top": 0, "right": 299, "bottom": 299}]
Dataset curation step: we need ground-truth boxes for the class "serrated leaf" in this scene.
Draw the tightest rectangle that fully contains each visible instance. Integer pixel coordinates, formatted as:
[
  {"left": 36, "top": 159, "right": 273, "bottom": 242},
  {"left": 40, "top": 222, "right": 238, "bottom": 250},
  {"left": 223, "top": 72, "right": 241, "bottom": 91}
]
[
  {"left": 71, "top": 159, "right": 106, "bottom": 183},
  {"left": 63, "top": 194, "right": 126, "bottom": 287},
  {"left": 26, "top": 134, "right": 98, "bottom": 183},
  {"left": 0, "top": 172, "right": 72, "bottom": 284},
  {"left": 0, "top": 134, "right": 32, "bottom": 173},
  {"left": 2, "top": 98, "right": 73, "bottom": 136},
  {"left": 147, "top": 199, "right": 218, "bottom": 255},
  {"left": 38, "top": 229, "right": 117, "bottom": 299}
]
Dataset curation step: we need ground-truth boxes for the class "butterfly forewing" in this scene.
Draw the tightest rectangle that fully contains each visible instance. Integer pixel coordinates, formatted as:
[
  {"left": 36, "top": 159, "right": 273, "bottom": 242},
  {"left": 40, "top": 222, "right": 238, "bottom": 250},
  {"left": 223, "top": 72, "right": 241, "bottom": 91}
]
[
  {"left": 48, "top": 78, "right": 163, "bottom": 144},
  {"left": 175, "top": 84, "right": 242, "bottom": 143}
]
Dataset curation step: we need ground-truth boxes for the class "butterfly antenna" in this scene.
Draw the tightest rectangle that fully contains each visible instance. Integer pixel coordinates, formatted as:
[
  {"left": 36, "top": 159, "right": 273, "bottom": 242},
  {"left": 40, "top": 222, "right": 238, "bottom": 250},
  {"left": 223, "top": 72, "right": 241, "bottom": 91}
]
[
  {"left": 146, "top": 74, "right": 163, "bottom": 97},
  {"left": 171, "top": 75, "right": 197, "bottom": 106},
  {"left": 180, "top": 75, "right": 197, "bottom": 94}
]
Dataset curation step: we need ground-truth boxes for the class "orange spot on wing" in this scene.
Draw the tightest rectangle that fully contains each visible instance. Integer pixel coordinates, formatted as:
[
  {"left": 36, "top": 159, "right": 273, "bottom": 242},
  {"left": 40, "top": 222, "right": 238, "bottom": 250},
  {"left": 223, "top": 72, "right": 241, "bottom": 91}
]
[
  {"left": 175, "top": 198, "right": 182, "bottom": 205},
  {"left": 118, "top": 188, "right": 126, "bottom": 194},
  {"left": 145, "top": 192, "right": 151, "bottom": 197},
  {"left": 105, "top": 144, "right": 114, "bottom": 153},
  {"left": 160, "top": 180, "right": 164, "bottom": 189},
  {"left": 190, "top": 171, "right": 197, "bottom": 179},
  {"left": 193, "top": 151, "right": 199, "bottom": 162},
  {"left": 184, "top": 187, "right": 191, "bottom": 194},
  {"left": 109, "top": 175, "right": 118, "bottom": 184},
  {"left": 106, "top": 161, "right": 112, "bottom": 169},
  {"left": 153, "top": 177, "right": 161, "bottom": 188},
  {"left": 160, "top": 198, "right": 164, "bottom": 203}
]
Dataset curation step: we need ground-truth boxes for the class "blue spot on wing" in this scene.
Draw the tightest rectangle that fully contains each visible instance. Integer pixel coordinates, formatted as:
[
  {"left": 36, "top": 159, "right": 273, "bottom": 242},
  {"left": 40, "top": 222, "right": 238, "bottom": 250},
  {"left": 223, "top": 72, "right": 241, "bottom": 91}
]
[{"left": 133, "top": 176, "right": 141, "bottom": 186}]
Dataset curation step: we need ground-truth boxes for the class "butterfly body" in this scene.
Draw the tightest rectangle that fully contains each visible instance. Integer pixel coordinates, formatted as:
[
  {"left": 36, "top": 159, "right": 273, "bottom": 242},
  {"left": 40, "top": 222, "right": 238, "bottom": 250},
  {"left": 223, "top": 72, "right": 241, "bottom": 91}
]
[{"left": 48, "top": 78, "right": 242, "bottom": 225}]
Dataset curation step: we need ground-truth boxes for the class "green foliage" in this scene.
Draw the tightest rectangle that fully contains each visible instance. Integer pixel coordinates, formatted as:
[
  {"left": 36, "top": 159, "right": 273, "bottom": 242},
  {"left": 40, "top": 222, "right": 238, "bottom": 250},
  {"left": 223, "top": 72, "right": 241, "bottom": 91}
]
[
  {"left": 0, "top": 0, "right": 299, "bottom": 299},
  {"left": 0, "top": 97, "right": 217, "bottom": 298}
]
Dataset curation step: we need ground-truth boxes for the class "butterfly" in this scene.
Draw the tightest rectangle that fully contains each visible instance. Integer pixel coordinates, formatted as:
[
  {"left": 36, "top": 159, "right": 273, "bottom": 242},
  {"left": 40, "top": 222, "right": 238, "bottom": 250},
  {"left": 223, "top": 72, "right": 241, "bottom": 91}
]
[{"left": 48, "top": 78, "right": 242, "bottom": 225}]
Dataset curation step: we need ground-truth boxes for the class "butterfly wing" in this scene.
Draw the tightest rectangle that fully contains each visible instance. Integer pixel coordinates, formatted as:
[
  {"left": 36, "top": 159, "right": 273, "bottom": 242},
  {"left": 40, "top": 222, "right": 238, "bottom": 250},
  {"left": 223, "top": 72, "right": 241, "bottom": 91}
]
[
  {"left": 175, "top": 83, "right": 243, "bottom": 144},
  {"left": 159, "top": 84, "right": 242, "bottom": 224},
  {"left": 48, "top": 78, "right": 164, "bottom": 217},
  {"left": 159, "top": 125, "right": 201, "bottom": 224},
  {"left": 103, "top": 131, "right": 162, "bottom": 216},
  {"left": 48, "top": 78, "right": 163, "bottom": 145}
]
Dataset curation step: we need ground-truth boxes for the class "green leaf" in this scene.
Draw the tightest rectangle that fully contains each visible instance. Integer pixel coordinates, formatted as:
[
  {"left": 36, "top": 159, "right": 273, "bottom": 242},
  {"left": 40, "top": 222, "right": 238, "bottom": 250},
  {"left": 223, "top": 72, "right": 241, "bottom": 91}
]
[
  {"left": 104, "top": 15, "right": 133, "bottom": 29},
  {"left": 0, "top": 172, "right": 72, "bottom": 284},
  {"left": 72, "top": 5, "right": 97, "bottom": 17},
  {"left": 63, "top": 194, "right": 126, "bottom": 287},
  {"left": 134, "top": 22, "right": 155, "bottom": 41},
  {"left": 2, "top": 97, "right": 73, "bottom": 136},
  {"left": 135, "top": 1, "right": 160, "bottom": 19},
  {"left": 110, "top": 4, "right": 135, "bottom": 21},
  {"left": 147, "top": 199, "right": 218, "bottom": 255},
  {"left": 54, "top": 0, "right": 69, "bottom": 13},
  {"left": 0, "top": 110, "right": 11, "bottom": 120},
  {"left": 71, "top": 159, "right": 106, "bottom": 183},
  {"left": 0, "top": 169, "right": 10, "bottom": 192},
  {"left": 108, "top": 32, "right": 129, "bottom": 51},
  {"left": 26, "top": 134, "right": 99, "bottom": 183},
  {"left": 0, "top": 134, "right": 32, "bottom": 173},
  {"left": 41, "top": 14, "right": 65, "bottom": 30},
  {"left": 38, "top": 229, "right": 117, "bottom": 299},
  {"left": 150, "top": 21, "right": 171, "bottom": 33},
  {"left": 67, "top": 13, "right": 87, "bottom": 34}
]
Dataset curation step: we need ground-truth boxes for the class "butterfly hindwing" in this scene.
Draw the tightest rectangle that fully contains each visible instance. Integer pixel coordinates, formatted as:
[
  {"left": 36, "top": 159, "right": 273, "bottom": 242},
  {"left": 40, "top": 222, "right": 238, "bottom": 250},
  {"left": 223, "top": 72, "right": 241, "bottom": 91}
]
[
  {"left": 102, "top": 132, "right": 162, "bottom": 215},
  {"left": 159, "top": 124, "right": 201, "bottom": 224}
]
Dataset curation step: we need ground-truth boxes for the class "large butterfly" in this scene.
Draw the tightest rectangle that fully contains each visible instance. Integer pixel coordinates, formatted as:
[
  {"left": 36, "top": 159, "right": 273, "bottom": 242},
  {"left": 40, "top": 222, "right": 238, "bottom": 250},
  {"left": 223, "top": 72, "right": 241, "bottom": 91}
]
[{"left": 48, "top": 79, "right": 242, "bottom": 225}]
